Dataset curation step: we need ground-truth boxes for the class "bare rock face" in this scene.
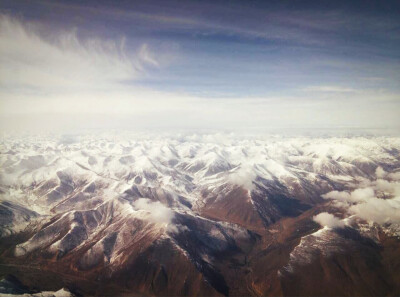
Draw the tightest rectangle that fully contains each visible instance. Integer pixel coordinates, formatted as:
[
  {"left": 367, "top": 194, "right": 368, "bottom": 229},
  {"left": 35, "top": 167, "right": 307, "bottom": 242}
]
[{"left": 1, "top": 134, "right": 400, "bottom": 296}]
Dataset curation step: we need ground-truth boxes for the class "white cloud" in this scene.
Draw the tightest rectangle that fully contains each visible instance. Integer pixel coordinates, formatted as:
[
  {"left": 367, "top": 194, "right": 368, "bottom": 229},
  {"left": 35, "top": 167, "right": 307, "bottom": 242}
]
[
  {"left": 132, "top": 198, "right": 188, "bottom": 233},
  {"left": 376, "top": 167, "right": 400, "bottom": 182},
  {"left": 350, "top": 188, "right": 375, "bottom": 202},
  {"left": 227, "top": 164, "right": 257, "bottom": 191},
  {"left": 313, "top": 212, "right": 345, "bottom": 228},
  {"left": 138, "top": 44, "right": 159, "bottom": 67},
  {"left": 375, "top": 179, "right": 400, "bottom": 196},
  {"left": 388, "top": 172, "right": 400, "bottom": 181},
  {"left": 376, "top": 167, "right": 386, "bottom": 179},
  {"left": 322, "top": 190, "right": 351, "bottom": 201},
  {"left": 348, "top": 197, "right": 400, "bottom": 225},
  {"left": 322, "top": 187, "right": 374, "bottom": 203},
  {"left": 133, "top": 198, "right": 175, "bottom": 225},
  {"left": 322, "top": 178, "right": 400, "bottom": 225}
]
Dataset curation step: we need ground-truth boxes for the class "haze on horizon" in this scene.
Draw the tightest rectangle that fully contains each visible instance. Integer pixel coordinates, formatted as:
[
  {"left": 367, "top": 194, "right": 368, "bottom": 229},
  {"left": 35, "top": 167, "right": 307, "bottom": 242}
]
[{"left": 0, "top": 0, "right": 400, "bottom": 133}]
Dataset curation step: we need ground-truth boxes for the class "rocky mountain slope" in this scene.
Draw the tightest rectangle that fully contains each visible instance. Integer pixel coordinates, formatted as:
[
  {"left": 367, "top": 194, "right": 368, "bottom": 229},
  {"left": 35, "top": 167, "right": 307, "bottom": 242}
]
[{"left": 0, "top": 133, "right": 399, "bottom": 296}]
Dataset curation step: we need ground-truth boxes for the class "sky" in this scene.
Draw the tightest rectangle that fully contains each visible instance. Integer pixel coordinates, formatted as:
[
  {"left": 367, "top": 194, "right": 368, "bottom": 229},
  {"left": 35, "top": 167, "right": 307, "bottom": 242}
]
[{"left": 0, "top": 0, "right": 400, "bottom": 133}]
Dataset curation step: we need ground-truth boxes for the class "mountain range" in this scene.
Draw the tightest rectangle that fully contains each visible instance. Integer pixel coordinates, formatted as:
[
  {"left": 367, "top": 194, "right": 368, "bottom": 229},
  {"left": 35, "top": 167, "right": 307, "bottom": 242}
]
[{"left": 1, "top": 133, "right": 399, "bottom": 296}]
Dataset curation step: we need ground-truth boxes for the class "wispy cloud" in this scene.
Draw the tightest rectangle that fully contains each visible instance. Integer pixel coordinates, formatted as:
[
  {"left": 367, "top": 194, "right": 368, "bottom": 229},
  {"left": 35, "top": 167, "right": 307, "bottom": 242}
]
[
  {"left": 0, "top": 14, "right": 159, "bottom": 92},
  {"left": 302, "top": 86, "right": 360, "bottom": 93}
]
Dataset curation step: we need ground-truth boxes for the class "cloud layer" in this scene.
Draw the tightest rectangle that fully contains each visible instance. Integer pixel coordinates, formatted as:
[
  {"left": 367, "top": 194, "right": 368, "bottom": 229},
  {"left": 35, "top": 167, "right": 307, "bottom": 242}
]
[
  {"left": 0, "top": 4, "right": 399, "bottom": 133},
  {"left": 321, "top": 167, "right": 400, "bottom": 225}
]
